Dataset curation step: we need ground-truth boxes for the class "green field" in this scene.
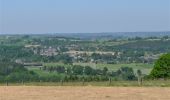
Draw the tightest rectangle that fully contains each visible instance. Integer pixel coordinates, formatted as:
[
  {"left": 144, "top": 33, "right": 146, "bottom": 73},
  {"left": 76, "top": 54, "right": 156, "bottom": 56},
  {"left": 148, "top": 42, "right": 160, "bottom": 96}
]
[
  {"left": 27, "top": 67, "right": 65, "bottom": 78},
  {"left": 26, "top": 63, "right": 154, "bottom": 79},
  {"left": 73, "top": 63, "right": 154, "bottom": 75},
  {"left": 28, "top": 63, "right": 154, "bottom": 75},
  {"left": 43, "top": 63, "right": 72, "bottom": 68}
]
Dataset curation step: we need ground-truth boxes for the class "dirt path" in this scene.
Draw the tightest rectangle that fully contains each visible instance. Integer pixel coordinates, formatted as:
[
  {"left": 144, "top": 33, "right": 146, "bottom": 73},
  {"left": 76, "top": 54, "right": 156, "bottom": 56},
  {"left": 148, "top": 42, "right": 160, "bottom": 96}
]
[{"left": 0, "top": 86, "right": 170, "bottom": 100}]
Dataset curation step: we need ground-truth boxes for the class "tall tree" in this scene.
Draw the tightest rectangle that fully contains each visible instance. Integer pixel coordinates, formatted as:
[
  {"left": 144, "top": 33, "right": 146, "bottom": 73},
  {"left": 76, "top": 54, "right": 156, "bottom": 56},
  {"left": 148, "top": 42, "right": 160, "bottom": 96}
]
[{"left": 150, "top": 53, "right": 170, "bottom": 79}]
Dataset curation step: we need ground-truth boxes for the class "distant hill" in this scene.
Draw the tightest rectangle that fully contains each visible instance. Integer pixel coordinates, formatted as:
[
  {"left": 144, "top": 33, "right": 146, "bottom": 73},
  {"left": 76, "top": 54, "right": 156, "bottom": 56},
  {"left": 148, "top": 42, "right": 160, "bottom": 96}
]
[
  {"left": 53, "top": 31, "right": 170, "bottom": 40},
  {"left": 1, "top": 31, "right": 170, "bottom": 40}
]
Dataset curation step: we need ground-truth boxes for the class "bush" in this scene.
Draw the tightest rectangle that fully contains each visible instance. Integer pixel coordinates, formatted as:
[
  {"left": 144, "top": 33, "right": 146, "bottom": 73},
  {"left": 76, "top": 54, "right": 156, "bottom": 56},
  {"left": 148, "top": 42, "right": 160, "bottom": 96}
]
[{"left": 115, "top": 67, "right": 137, "bottom": 81}]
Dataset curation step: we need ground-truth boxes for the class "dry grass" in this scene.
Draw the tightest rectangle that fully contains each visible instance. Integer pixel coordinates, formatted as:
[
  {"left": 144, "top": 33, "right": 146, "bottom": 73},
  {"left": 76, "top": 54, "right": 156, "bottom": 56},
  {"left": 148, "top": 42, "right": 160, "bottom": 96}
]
[{"left": 0, "top": 86, "right": 170, "bottom": 100}]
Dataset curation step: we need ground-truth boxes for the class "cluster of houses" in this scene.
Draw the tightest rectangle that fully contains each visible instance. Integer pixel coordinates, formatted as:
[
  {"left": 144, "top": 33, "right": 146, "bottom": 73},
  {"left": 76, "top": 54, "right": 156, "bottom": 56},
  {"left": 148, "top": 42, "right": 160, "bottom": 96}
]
[
  {"left": 25, "top": 44, "right": 118, "bottom": 57},
  {"left": 40, "top": 47, "right": 58, "bottom": 56},
  {"left": 24, "top": 44, "right": 159, "bottom": 64}
]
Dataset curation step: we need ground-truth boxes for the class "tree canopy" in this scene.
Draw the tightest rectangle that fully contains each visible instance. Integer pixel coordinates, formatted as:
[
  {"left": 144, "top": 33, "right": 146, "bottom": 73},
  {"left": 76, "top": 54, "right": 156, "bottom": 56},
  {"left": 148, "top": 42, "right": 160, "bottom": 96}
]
[{"left": 150, "top": 53, "right": 170, "bottom": 79}]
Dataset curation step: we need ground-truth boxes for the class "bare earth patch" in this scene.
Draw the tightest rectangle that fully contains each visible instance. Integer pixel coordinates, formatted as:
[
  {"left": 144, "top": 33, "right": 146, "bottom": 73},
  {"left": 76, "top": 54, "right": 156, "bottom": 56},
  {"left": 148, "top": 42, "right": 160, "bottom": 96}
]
[{"left": 0, "top": 86, "right": 170, "bottom": 100}]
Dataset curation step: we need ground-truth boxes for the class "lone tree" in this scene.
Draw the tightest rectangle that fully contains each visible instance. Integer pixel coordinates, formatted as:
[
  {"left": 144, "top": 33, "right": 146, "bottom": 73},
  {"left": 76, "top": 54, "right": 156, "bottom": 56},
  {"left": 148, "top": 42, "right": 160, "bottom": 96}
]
[
  {"left": 137, "top": 69, "right": 142, "bottom": 86},
  {"left": 150, "top": 53, "right": 170, "bottom": 79},
  {"left": 103, "top": 67, "right": 108, "bottom": 76}
]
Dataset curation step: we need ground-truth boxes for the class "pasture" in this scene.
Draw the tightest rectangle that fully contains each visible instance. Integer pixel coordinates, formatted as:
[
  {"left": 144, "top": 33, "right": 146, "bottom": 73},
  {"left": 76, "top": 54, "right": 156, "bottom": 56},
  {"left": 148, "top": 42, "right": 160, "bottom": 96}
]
[
  {"left": 27, "top": 63, "right": 154, "bottom": 78},
  {"left": 74, "top": 63, "right": 153, "bottom": 75}
]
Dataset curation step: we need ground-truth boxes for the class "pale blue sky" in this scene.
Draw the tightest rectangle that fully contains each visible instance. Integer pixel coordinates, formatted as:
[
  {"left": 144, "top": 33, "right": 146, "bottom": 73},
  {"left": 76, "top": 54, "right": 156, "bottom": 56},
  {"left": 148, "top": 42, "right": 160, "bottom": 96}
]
[{"left": 0, "top": 0, "right": 170, "bottom": 34}]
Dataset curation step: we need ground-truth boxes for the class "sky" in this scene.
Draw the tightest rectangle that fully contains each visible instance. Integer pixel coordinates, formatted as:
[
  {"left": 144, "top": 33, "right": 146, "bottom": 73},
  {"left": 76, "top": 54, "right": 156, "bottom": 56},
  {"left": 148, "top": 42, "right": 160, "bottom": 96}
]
[{"left": 0, "top": 0, "right": 170, "bottom": 34}]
